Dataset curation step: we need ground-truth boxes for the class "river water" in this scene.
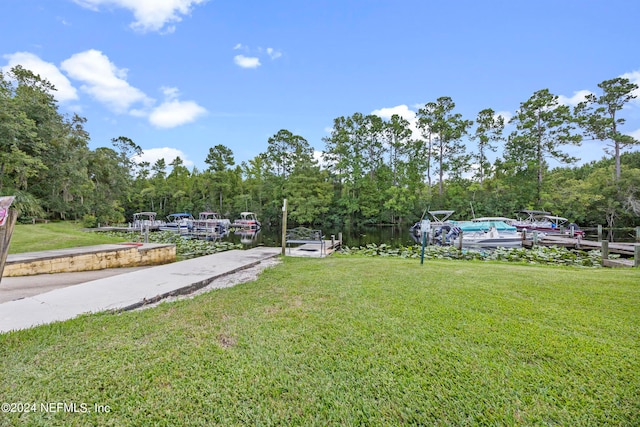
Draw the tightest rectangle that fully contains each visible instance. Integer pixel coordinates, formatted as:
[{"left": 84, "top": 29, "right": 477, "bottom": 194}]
[
  {"left": 227, "top": 225, "right": 431, "bottom": 249},
  {"left": 224, "top": 225, "right": 638, "bottom": 249}
]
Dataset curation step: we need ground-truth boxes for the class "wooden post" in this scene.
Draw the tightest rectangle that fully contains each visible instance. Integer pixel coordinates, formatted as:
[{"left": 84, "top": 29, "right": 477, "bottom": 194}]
[
  {"left": 634, "top": 245, "right": 640, "bottom": 268},
  {"left": 281, "top": 199, "right": 287, "bottom": 256},
  {"left": 636, "top": 226, "right": 640, "bottom": 243},
  {"left": 533, "top": 231, "right": 538, "bottom": 247},
  {"left": 601, "top": 240, "right": 609, "bottom": 267},
  {"left": 0, "top": 196, "right": 17, "bottom": 285},
  {"left": 597, "top": 225, "right": 603, "bottom": 242},
  {"left": 457, "top": 231, "right": 463, "bottom": 251}
]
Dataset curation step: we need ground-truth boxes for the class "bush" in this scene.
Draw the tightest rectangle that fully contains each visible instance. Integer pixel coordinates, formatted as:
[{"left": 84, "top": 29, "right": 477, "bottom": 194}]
[{"left": 82, "top": 214, "right": 98, "bottom": 228}]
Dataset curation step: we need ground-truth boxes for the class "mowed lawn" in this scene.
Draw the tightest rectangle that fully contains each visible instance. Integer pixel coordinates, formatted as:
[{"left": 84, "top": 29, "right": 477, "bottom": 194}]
[
  {"left": 8, "top": 222, "right": 128, "bottom": 254},
  {"left": 1, "top": 256, "right": 638, "bottom": 426}
]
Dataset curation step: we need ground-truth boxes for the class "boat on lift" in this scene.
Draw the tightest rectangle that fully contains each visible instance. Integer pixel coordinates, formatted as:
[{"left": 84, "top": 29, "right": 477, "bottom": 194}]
[
  {"left": 159, "top": 213, "right": 194, "bottom": 233},
  {"left": 513, "top": 210, "right": 585, "bottom": 237},
  {"left": 131, "top": 212, "right": 162, "bottom": 231},
  {"left": 192, "top": 212, "right": 230, "bottom": 234},
  {"left": 448, "top": 220, "right": 523, "bottom": 248},
  {"left": 231, "top": 212, "right": 261, "bottom": 230}
]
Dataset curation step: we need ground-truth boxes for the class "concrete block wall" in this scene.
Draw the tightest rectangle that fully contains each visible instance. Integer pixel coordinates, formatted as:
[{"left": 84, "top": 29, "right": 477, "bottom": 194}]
[{"left": 2, "top": 244, "right": 176, "bottom": 277}]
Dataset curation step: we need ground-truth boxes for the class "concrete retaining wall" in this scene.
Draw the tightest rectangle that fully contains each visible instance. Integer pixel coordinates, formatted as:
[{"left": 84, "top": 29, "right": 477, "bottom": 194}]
[{"left": 2, "top": 243, "right": 176, "bottom": 277}]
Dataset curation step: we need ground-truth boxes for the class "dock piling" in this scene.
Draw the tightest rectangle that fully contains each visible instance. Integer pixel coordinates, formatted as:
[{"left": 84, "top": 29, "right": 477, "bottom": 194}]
[{"left": 601, "top": 240, "right": 609, "bottom": 267}]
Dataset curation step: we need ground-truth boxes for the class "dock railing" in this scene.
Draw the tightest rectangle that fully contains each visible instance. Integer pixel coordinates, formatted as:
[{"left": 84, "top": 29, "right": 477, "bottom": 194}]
[{"left": 285, "top": 227, "right": 326, "bottom": 256}]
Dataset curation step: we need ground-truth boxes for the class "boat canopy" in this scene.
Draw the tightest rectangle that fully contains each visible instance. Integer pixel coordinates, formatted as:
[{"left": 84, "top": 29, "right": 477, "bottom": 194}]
[
  {"left": 472, "top": 216, "right": 516, "bottom": 224},
  {"left": 456, "top": 220, "right": 517, "bottom": 232},
  {"left": 133, "top": 212, "right": 156, "bottom": 219},
  {"left": 428, "top": 210, "right": 455, "bottom": 223},
  {"left": 198, "top": 212, "right": 222, "bottom": 219},
  {"left": 166, "top": 213, "right": 193, "bottom": 220}
]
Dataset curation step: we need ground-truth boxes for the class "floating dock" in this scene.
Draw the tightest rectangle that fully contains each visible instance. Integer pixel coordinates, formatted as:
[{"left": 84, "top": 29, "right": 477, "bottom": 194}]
[{"left": 285, "top": 239, "right": 342, "bottom": 258}]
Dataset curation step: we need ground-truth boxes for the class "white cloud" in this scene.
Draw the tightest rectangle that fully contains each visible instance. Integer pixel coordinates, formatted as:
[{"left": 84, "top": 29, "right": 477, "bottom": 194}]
[
  {"left": 4, "top": 49, "right": 206, "bottom": 128},
  {"left": 72, "top": 0, "right": 207, "bottom": 33},
  {"left": 234, "top": 55, "right": 261, "bottom": 69},
  {"left": 133, "top": 147, "right": 194, "bottom": 168},
  {"left": 558, "top": 89, "right": 593, "bottom": 107},
  {"left": 371, "top": 104, "right": 420, "bottom": 137},
  {"left": 148, "top": 99, "right": 207, "bottom": 128},
  {"left": 313, "top": 150, "right": 328, "bottom": 168},
  {"left": 629, "top": 128, "right": 640, "bottom": 141},
  {"left": 61, "top": 49, "right": 151, "bottom": 113},
  {"left": 160, "top": 86, "right": 180, "bottom": 100},
  {"left": 2, "top": 52, "right": 78, "bottom": 102},
  {"left": 621, "top": 70, "right": 640, "bottom": 104},
  {"left": 371, "top": 105, "right": 416, "bottom": 122},
  {"left": 266, "top": 48, "right": 282, "bottom": 60},
  {"left": 233, "top": 45, "right": 282, "bottom": 67},
  {"left": 494, "top": 110, "right": 513, "bottom": 123}
]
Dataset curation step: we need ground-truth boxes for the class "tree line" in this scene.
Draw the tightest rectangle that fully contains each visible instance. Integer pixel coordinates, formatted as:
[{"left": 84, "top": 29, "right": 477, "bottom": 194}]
[{"left": 2, "top": 65, "right": 639, "bottom": 230}]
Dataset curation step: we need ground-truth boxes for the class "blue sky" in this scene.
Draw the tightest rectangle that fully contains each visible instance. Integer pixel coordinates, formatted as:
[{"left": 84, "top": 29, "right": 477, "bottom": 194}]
[{"left": 2, "top": 0, "right": 639, "bottom": 171}]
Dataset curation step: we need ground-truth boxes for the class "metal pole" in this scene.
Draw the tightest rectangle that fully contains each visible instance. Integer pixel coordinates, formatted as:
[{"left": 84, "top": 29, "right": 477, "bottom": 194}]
[
  {"left": 634, "top": 245, "right": 640, "bottom": 268},
  {"left": 281, "top": 199, "right": 287, "bottom": 256},
  {"left": 420, "top": 230, "right": 426, "bottom": 265}
]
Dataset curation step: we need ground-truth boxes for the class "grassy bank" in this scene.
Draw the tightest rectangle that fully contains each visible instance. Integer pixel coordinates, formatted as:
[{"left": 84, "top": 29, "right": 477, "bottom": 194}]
[
  {"left": 8, "top": 222, "right": 128, "bottom": 254},
  {"left": 1, "top": 257, "right": 638, "bottom": 425}
]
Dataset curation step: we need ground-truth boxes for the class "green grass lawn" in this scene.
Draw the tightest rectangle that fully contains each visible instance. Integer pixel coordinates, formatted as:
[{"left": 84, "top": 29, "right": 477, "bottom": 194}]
[
  {"left": 7, "top": 222, "right": 129, "bottom": 254},
  {"left": 1, "top": 257, "right": 638, "bottom": 426}
]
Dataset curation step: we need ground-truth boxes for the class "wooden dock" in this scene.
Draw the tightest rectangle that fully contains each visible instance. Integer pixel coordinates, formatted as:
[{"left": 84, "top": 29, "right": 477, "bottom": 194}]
[
  {"left": 524, "top": 235, "right": 637, "bottom": 254},
  {"left": 523, "top": 235, "right": 639, "bottom": 268}
]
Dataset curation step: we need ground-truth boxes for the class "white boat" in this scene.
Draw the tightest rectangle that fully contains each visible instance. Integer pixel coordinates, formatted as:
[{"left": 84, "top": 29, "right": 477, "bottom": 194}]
[
  {"left": 159, "top": 213, "right": 194, "bottom": 233},
  {"left": 192, "top": 212, "right": 230, "bottom": 234},
  {"left": 411, "top": 211, "right": 523, "bottom": 248},
  {"left": 231, "top": 212, "right": 261, "bottom": 230},
  {"left": 513, "top": 210, "right": 585, "bottom": 237},
  {"left": 451, "top": 221, "right": 523, "bottom": 248},
  {"left": 131, "top": 212, "right": 162, "bottom": 230}
]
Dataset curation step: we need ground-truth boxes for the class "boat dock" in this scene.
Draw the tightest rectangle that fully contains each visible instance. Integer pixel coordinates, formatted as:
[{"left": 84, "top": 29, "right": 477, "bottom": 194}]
[
  {"left": 523, "top": 235, "right": 640, "bottom": 268},
  {"left": 284, "top": 239, "right": 342, "bottom": 257}
]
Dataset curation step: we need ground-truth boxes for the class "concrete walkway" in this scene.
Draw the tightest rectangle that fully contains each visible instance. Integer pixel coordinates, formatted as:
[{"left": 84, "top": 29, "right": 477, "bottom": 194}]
[{"left": 0, "top": 247, "right": 280, "bottom": 334}]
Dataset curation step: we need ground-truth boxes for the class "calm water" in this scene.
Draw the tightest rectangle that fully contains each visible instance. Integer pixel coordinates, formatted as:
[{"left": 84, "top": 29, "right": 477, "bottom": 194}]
[
  {"left": 224, "top": 225, "right": 638, "bottom": 249},
  {"left": 224, "top": 225, "right": 423, "bottom": 249}
]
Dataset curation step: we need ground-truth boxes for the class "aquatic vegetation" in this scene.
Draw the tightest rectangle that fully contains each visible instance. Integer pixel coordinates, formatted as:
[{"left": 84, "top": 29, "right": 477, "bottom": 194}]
[{"left": 339, "top": 243, "right": 610, "bottom": 267}]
